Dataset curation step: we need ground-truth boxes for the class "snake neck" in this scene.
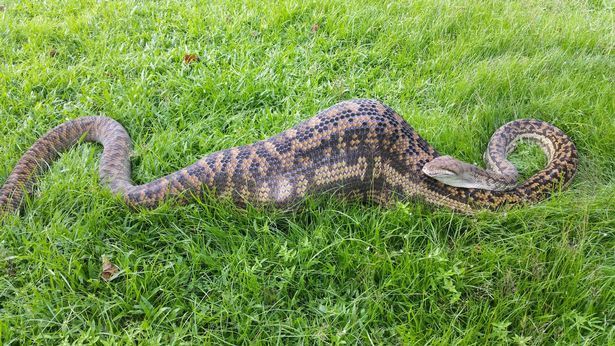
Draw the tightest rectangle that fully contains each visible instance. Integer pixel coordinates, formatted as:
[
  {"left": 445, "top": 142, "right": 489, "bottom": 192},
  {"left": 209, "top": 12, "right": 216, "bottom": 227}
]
[{"left": 423, "top": 119, "right": 578, "bottom": 212}]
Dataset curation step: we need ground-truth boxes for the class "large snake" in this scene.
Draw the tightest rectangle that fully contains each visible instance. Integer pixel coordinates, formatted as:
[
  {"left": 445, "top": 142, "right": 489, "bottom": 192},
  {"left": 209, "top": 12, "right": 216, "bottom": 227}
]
[{"left": 0, "top": 99, "right": 577, "bottom": 216}]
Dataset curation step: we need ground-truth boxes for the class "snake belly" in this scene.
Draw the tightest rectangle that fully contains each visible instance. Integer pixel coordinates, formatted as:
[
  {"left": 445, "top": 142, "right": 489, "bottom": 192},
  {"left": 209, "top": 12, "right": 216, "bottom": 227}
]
[{"left": 0, "top": 99, "right": 578, "bottom": 215}]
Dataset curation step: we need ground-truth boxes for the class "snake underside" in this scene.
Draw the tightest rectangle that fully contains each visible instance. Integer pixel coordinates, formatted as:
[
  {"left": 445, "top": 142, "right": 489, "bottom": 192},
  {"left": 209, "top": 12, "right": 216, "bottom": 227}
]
[{"left": 0, "top": 99, "right": 578, "bottom": 216}]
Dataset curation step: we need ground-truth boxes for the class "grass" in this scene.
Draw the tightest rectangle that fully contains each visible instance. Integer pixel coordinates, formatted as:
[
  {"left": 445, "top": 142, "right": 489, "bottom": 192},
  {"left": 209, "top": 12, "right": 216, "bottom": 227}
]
[{"left": 0, "top": 0, "right": 613, "bottom": 344}]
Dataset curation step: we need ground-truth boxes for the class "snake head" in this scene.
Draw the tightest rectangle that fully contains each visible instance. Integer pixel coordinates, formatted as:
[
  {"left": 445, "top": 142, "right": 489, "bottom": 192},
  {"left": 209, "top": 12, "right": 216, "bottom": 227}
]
[{"left": 422, "top": 155, "right": 487, "bottom": 189}]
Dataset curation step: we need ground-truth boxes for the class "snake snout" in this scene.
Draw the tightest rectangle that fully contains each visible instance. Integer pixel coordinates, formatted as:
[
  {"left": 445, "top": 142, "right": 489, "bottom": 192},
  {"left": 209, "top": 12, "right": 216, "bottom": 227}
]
[{"left": 422, "top": 156, "right": 459, "bottom": 178}]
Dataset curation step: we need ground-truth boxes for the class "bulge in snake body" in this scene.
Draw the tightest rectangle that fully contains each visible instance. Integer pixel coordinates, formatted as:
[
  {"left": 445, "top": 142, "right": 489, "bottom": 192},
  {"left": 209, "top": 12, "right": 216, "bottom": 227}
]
[{"left": 0, "top": 99, "right": 578, "bottom": 215}]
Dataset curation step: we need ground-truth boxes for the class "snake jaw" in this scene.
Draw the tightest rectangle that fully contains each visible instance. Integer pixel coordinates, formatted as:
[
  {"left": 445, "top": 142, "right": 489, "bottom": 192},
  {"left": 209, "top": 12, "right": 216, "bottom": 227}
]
[
  {"left": 422, "top": 168, "right": 456, "bottom": 178},
  {"left": 422, "top": 156, "right": 461, "bottom": 178},
  {"left": 422, "top": 156, "right": 490, "bottom": 190}
]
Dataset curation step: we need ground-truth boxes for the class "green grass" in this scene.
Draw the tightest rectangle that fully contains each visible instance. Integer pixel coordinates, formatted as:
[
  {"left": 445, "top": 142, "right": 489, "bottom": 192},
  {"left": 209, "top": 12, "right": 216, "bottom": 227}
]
[{"left": 1, "top": 0, "right": 613, "bottom": 344}]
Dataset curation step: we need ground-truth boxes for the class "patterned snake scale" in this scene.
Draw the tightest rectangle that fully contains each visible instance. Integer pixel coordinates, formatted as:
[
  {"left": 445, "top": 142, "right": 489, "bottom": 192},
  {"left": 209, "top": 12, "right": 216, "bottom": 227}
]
[{"left": 0, "top": 99, "right": 577, "bottom": 215}]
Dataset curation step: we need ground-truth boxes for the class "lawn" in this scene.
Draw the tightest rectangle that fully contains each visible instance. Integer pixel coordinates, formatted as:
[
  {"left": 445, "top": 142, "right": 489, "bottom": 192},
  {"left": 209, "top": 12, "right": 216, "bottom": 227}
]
[{"left": 0, "top": 0, "right": 613, "bottom": 344}]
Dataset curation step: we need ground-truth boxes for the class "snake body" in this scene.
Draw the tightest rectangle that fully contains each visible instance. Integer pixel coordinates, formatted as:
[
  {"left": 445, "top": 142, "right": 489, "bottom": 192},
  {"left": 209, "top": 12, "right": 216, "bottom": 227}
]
[{"left": 0, "top": 99, "right": 577, "bottom": 215}]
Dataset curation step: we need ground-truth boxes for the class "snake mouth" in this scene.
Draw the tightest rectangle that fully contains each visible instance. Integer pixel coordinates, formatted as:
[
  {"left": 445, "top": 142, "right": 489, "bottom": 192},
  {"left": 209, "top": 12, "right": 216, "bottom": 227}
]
[
  {"left": 422, "top": 167, "right": 455, "bottom": 178},
  {"left": 421, "top": 157, "right": 458, "bottom": 178},
  {"left": 421, "top": 157, "right": 483, "bottom": 189}
]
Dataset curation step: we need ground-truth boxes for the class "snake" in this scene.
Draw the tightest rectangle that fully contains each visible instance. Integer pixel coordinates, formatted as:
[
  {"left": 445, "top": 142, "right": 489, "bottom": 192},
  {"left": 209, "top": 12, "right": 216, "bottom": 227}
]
[{"left": 0, "top": 99, "right": 577, "bottom": 216}]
